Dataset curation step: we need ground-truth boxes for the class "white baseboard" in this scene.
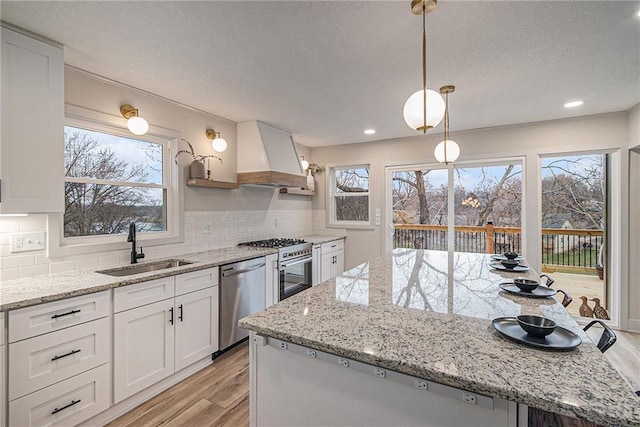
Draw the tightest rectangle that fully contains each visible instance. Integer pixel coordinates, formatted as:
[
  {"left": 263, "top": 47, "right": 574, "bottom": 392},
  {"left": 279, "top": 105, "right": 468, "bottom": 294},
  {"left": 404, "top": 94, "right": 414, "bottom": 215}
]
[
  {"left": 78, "top": 357, "right": 212, "bottom": 426},
  {"left": 627, "top": 318, "right": 640, "bottom": 332}
]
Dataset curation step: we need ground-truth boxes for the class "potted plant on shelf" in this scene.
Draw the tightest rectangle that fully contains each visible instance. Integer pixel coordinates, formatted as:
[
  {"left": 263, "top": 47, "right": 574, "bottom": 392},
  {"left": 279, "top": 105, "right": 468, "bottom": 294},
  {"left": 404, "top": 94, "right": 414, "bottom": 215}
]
[{"left": 174, "top": 139, "right": 222, "bottom": 179}]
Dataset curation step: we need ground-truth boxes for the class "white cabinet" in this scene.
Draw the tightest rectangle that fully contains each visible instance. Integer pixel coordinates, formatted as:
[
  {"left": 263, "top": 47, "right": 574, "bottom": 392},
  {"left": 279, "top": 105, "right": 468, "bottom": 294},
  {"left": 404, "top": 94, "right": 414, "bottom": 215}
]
[
  {"left": 265, "top": 254, "right": 279, "bottom": 307},
  {"left": 320, "top": 240, "right": 345, "bottom": 282},
  {"left": 175, "top": 287, "right": 218, "bottom": 371},
  {"left": 0, "top": 27, "right": 64, "bottom": 214},
  {"left": 113, "top": 267, "right": 218, "bottom": 403},
  {"left": 113, "top": 299, "right": 175, "bottom": 403},
  {"left": 7, "top": 292, "right": 110, "bottom": 426}
]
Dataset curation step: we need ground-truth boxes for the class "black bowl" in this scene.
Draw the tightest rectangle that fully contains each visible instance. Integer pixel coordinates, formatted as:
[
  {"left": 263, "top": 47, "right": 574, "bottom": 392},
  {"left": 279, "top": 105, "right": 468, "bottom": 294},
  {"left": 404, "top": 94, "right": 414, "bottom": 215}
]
[
  {"left": 501, "top": 259, "right": 519, "bottom": 269},
  {"left": 513, "top": 278, "right": 539, "bottom": 292},
  {"left": 517, "top": 315, "right": 557, "bottom": 338},
  {"left": 503, "top": 252, "right": 519, "bottom": 260}
]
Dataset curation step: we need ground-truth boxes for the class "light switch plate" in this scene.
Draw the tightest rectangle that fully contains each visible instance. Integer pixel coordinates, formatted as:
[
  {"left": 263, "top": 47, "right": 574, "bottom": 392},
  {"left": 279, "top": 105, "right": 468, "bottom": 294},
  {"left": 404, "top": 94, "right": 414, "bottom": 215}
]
[{"left": 10, "top": 231, "right": 46, "bottom": 253}]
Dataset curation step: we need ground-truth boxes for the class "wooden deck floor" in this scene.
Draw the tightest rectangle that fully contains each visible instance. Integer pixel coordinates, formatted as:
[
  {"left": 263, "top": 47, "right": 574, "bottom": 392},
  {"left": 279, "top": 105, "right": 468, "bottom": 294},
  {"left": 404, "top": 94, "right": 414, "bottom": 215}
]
[{"left": 545, "top": 272, "right": 605, "bottom": 319}]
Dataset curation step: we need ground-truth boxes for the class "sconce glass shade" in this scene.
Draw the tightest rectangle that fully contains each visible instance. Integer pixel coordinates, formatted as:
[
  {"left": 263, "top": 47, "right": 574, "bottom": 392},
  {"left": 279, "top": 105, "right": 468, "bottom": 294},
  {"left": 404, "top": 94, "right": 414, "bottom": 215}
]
[
  {"left": 403, "top": 89, "right": 446, "bottom": 132},
  {"left": 127, "top": 116, "right": 149, "bottom": 135},
  {"left": 211, "top": 136, "right": 227, "bottom": 153},
  {"left": 434, "top": 139, "right": 460, "bottom": 164},
  {"left": 300, "top": 157, "right": 309, "bottom": 171}
]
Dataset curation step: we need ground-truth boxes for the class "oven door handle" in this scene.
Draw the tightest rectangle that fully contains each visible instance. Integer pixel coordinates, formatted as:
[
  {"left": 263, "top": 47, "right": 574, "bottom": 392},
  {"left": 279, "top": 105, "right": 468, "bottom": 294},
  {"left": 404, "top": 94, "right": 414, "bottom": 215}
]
[
  {"left": 280, "top": 256, "right": 312, "bottom": 269},
  {"left": 222, "top": 263, "right": 266, "bottom": 277}
]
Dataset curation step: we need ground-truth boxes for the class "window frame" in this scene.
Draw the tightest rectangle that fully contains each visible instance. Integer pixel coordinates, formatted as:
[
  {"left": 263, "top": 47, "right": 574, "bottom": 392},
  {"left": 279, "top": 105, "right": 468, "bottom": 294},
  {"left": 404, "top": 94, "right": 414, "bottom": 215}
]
[
  {"left": 47, "top": 105, "right": 183, "bottom": 257},
  {"left": 327, "top": 163, "right": 372, "bottom": 229}
]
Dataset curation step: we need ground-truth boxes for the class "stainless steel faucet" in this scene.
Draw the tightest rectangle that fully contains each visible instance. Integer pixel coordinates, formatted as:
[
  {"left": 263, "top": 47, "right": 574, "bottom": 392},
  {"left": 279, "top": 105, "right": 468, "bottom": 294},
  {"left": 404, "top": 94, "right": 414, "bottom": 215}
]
[{"left": 127, "top": 223, "right": 145, "bottom": 264}]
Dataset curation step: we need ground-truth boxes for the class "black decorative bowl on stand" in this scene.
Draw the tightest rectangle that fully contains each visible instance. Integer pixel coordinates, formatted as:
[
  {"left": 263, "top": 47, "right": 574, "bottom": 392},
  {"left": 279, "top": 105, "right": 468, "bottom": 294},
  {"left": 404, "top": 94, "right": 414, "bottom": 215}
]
[
  {"left": 516, "top": 315, "right": 557, "bottom": 338},
  {"left": 500, "top": 259, "right": 520, "bottom": 270},
  {"left": 513, "top": 278, "right": 539, "bottom": 292},
  {"left": 503, "top": 252, "right": 519, "bottom": 260}
]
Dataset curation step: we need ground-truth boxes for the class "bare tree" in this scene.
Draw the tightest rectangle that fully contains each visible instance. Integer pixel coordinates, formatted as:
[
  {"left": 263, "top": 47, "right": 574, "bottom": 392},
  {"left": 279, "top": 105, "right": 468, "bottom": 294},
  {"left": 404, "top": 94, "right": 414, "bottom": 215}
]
[{"left": 64, "top": 129, "right": 163, "bottom": 237}]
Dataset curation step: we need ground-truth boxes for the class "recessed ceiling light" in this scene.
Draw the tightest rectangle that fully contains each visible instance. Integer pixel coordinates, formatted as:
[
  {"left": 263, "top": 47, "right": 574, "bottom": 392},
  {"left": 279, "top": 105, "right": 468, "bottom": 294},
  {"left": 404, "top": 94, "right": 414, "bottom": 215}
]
[
  {"left": 564, "top": 101, "right": 584, "bottom": 108},
  {"left": 364, "top": 129, "right": 376, "bottom": 135}
]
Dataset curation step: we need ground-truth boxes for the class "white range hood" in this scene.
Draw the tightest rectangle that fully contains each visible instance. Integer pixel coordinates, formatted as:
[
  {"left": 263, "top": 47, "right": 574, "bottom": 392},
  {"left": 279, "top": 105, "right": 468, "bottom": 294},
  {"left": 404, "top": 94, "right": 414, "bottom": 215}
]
[{"left": 236, "top": 120, "right": 305, "bottom": 187}]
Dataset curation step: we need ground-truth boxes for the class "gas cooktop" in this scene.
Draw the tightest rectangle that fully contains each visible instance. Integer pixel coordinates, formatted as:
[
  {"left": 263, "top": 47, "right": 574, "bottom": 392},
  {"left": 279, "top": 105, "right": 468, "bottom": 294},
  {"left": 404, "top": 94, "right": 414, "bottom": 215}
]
[{"left": 238, "top": 238, "right": 307, "bottom": 249}]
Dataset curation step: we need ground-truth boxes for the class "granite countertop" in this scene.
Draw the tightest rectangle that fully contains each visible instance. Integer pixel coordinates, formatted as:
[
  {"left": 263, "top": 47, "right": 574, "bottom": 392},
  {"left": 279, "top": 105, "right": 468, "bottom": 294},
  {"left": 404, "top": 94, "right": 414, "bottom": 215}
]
[
  {"left": 300, "top": 235, "right": 346, "bottom": 245},
  {"left": 0, "top": 246, "right": 277, "bottom": 311},
  {"left": 239, "top": 248, "right": 640, "bottom": 427}
]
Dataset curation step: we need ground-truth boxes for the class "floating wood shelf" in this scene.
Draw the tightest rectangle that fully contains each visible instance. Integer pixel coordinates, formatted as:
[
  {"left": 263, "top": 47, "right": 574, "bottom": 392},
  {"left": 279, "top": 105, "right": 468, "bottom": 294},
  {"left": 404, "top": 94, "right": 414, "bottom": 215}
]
[
  {"left": 279, "top": 188, "right": 316, "bottom": 196},
  {"left": 186, "top": 179, "right": 239, "bottom": 189}
]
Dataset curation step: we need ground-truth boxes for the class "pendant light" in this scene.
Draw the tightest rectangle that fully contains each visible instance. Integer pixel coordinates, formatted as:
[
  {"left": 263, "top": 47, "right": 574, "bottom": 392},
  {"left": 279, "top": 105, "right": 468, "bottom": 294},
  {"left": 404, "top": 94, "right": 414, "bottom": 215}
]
[
  {"left": 403, "top": 0, "right": 445, "bottom": 133},
  {"left": 434, "top": 85, "right": 460, "bottom": 164}
]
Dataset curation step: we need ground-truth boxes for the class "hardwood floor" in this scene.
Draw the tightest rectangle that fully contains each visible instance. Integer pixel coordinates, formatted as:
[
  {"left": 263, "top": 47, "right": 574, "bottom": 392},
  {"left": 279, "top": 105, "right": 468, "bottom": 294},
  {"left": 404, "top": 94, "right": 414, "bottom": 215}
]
[
  {"left": 107, "top": 330, "right": 640, "bottom": 427},
  {"left": 106, "top": 343, "right": 249, "bottom": 427}
]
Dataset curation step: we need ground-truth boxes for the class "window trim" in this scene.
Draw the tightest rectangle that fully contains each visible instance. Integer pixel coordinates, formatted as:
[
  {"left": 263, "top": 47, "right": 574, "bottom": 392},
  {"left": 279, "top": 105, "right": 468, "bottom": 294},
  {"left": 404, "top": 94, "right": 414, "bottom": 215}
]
[
  {"left": 327, "top": 163, "right": 372, "bottom": 229},
  {"left": 47, "top": 105, "right": 183, "bottom": 257}
]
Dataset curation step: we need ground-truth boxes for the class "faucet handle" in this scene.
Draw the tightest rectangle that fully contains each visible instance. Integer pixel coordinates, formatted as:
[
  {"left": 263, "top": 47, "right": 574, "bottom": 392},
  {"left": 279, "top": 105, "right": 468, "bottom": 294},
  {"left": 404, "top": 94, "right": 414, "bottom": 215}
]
[{"left": 138, "top": 246, "right": 145, "bottom": 259}]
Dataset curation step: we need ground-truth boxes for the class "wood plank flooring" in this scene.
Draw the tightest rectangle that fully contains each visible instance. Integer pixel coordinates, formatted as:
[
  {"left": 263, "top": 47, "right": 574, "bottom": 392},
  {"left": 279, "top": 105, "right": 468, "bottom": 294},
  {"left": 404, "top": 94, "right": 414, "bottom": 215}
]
[
  {"left": 107, "top": 330, "right": 640, "bottom": 427},
  {"left": 106, "top": 344, "right": 249, "bottom": 427}
]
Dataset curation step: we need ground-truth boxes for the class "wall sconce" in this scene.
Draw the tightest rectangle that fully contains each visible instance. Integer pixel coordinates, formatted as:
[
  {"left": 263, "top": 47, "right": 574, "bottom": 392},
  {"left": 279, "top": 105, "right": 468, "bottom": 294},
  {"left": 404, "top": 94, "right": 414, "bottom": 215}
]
[
  {"left": 299, "top": 156, "right": 309, "bottom": 171},
  {"left": 308, "top": 164, "right": 324, "bottom": 175},
  {"left": 120, "top": 104, "right": 149, "bottom": 136},
  {"left": 206, "top": 129, "right": 227, "bottom": 153}
]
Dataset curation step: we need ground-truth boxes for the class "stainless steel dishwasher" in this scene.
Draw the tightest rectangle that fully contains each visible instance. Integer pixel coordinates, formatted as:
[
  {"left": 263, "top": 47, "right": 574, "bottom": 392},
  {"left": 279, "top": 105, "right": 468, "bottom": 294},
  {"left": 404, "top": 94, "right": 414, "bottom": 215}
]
[{"left": 219, "top": 257, "right": 266, "bottom": 351}]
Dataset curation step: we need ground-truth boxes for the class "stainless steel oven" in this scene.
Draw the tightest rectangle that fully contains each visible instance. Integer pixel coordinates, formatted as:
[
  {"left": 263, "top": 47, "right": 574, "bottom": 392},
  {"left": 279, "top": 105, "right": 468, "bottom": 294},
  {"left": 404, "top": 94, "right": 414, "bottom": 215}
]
[{"left": 279, "top": 254, "right": 313, "bottom": 301}]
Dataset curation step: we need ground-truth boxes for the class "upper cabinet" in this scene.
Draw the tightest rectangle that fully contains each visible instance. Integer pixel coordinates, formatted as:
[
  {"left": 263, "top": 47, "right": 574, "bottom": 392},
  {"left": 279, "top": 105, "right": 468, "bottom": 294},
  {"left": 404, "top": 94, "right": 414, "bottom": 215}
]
[{"left": 1, "top": 27, "right": 64, "bottom": 213}]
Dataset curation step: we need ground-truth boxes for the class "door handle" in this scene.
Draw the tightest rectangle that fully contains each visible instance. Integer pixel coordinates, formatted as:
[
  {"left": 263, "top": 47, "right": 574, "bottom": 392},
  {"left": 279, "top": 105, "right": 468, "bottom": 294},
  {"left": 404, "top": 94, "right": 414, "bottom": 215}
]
[
  {"left": 51, "top": 399, "right": 81, "bottom": 415},
  {"left": 51, "top": 309, "right": 81, "bottom": 319},
  {"left": 222, "top": 263, "right": 266, "bottom": 277},
  {"left": 169, "top": 307, "right": 174, "bottom": 325},
  {"left": 178, "top": 304, "right": 183, "bottom": 322},
  {"left": 51, "top": 349, "right": 81, "bottom": 361}
]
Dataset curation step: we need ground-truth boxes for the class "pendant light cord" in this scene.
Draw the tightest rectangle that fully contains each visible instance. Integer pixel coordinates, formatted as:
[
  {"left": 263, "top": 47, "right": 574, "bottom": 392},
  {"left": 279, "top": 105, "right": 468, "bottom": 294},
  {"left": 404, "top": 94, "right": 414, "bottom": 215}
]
[{"left": 422, "top": 1, "right": 427, "bottom": 134}]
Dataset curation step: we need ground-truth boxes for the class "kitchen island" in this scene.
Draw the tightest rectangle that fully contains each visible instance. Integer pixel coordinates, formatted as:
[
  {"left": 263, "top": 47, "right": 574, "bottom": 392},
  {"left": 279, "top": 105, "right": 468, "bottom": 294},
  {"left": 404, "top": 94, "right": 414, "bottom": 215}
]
[{"left": 239, "top": 249, "right": 640, "bottom": 427}]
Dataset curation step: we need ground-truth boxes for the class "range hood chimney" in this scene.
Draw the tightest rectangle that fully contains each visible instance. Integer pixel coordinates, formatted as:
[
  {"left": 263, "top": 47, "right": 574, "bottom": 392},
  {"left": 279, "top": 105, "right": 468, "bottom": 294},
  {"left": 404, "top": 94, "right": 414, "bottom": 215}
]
[{"left": 236, "top": 121, "right": 305, "bottom": 187}]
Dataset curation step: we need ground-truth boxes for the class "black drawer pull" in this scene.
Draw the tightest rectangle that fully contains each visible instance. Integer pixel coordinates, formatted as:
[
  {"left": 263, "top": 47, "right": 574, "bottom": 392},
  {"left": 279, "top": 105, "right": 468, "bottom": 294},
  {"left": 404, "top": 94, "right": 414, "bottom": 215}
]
[
  {"left": 51, "top": 399, "right": 81, "bottom": 415},
  {"left": 169, "top": 307, "right": 174, "bottom": 325},
  {"left": 51, "top": 349, "right": 81, "bottom": 361},
  {"left": 51, "top": 309, "right": 81, "bottom": 319},
  {"left": 178, "top": 304, "right": 183, "bottom": 322}
]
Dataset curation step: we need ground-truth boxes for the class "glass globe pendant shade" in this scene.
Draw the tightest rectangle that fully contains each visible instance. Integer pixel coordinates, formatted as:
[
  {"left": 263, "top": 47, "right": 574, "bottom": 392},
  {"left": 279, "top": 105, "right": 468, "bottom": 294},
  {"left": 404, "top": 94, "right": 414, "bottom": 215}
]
[
  {"left": 211, "top": 136, "right": 227, "bottom": 153},
  {"left": 434, "top": 139, "right": 460, "bottom": 164},
  {"left": 403, "top": 89, "right": 446, "bottom": 132},
  {"left": 300, "top": 157, "right": 309, "bottom": 171},
  {"left": 127, "top": 116, "right": 149, "bottom": 135}
]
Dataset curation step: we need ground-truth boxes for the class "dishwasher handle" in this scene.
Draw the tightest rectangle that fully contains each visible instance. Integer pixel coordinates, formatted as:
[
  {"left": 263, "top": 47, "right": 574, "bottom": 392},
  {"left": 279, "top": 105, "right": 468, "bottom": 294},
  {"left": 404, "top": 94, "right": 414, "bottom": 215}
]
[{"left": 222, "top": 262, "right": 266, "bottom": 277}]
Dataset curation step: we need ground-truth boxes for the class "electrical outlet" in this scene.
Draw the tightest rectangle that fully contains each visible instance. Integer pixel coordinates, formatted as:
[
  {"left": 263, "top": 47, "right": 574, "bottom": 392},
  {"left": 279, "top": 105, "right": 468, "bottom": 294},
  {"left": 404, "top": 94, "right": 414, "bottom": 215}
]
[
  {"left": 375, "top": 218, "right": 381, "bottom": 225},
  {"left": 415, "top": 380, "right": 428, "bottom": 390},
  {"left": 202, "top": 222, "right": 213, "bottom": 234},
  {"left": 275, "top": 217, "right": 281, "bottom": 227},
  {"left": 374, "top": 368, "right": 386, "bottom": 379},
  {"left": 338, "top": 358, "right": 349, "bottom": 368},
  {"left": 307, "top": 349, "right": 317, "bottom": 358},
  {"left": 279, "top": 342, "right": 288, "bottom": 350},
  {"left": 10, "top": 231, "right": 45, "bottom": 253},
  {"left": 462, "top": 392, "right": 477, "bottom": 404},
  {"left": 375, "top": 208, "right": 381, "bottom": 217}
]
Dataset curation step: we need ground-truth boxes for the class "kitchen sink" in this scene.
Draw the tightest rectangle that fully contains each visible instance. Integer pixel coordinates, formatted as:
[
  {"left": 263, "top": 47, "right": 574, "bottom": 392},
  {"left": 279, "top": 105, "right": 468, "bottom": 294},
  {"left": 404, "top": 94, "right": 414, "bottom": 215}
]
[{"left": 97, "top": 259, "right": 193, "bottom": 277}]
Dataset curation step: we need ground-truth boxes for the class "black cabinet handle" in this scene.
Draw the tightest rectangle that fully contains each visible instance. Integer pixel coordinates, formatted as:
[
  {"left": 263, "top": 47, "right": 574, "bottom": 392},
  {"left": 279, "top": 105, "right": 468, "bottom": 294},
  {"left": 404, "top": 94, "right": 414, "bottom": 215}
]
[
  {"left": 169, "top": 307, "right": 174, "bottom": 325},
  {"left": 51, "top": 399, "right": 81, "bottom": 415},
  {"left": 51, "top": 349, "right": 81, "bottom": 361},
  {"left": 51, "top": 309, "right": 81, "bottom": 319},
  {"left": 178, "top": 304, "right": 183, "bottom": 322}
]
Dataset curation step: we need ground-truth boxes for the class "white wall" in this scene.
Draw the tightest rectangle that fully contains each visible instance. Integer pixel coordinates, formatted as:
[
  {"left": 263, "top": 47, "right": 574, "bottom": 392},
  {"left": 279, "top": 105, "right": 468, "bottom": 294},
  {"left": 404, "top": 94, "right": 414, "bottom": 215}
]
[
  {"left": 0, "top": 69, "right": 314, "bottom": 280},
  {"left": 627, "top": 105, "right": 640, "bottom": 330},
  {"left": 311, "top": 112, "right": 633, "bottom": 328}
]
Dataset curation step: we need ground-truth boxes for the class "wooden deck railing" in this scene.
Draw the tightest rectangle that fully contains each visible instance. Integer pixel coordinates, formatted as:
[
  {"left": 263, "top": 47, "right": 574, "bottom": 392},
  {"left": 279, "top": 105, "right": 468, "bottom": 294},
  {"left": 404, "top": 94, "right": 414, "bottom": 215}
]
[{"left": 393, "top": 224, "right": 603, "bottom": 270}]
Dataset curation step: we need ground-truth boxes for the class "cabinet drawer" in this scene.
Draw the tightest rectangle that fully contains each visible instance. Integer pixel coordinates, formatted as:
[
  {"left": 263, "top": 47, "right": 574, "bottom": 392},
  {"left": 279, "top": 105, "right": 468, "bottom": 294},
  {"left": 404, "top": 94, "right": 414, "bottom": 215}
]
[
  {"left": 9, "top": 364, "right": 110, "bottom": 427},
  {"left": 175, "top": 267, "right": 218, "bottom": 296},
  {"left": 9, "top": 317, "right": 109, "bottom": 400},
  {"left": 114, "top": 277, "right": 175, "bottom": 313},
  {"left": 321, "top": 239, "right": 344, "bottom": 253},
  {"left": 9, "top": 291, "right": 109, "bottom": 343}
]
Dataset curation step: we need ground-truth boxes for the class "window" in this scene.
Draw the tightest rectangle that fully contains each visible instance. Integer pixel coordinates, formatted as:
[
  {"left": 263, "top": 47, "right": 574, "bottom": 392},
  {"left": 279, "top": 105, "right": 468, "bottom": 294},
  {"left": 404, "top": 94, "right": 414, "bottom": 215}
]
[
  {"left": 48, "top": 106, "right": 182, "bottom": 256},
  {"left": 64, "top": 125, "right": 169, "bottom": 238},
  {"left": 329, "top": 165, "right": 370, "bottom": 227}
]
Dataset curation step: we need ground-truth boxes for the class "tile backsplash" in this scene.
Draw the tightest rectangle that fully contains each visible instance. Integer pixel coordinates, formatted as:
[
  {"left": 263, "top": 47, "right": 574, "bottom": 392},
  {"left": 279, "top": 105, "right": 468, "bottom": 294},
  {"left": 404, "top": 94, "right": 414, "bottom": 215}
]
[{"left": 0, "top": 210, "right": 314, "bottom": 280}]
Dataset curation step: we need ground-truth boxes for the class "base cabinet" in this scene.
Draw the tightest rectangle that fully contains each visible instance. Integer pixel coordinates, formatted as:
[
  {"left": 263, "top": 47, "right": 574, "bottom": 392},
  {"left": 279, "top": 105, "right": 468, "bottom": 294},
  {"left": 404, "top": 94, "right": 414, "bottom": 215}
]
[
  {"left": 113, "top": 268, "right": 218, "bottom": 403},
  {"left": 113, "top": 299, "right": 175, "bottom": 403},
  {"left": 320, "top": 240, "right": 345, "bottom": 282}
]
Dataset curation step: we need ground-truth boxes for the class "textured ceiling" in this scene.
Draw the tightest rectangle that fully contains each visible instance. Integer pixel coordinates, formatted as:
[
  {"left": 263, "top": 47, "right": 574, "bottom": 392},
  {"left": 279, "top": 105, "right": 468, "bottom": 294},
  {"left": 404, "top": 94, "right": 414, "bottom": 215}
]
[{"left": 1, "top": 1, "right": 639, "bottom": 147}]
